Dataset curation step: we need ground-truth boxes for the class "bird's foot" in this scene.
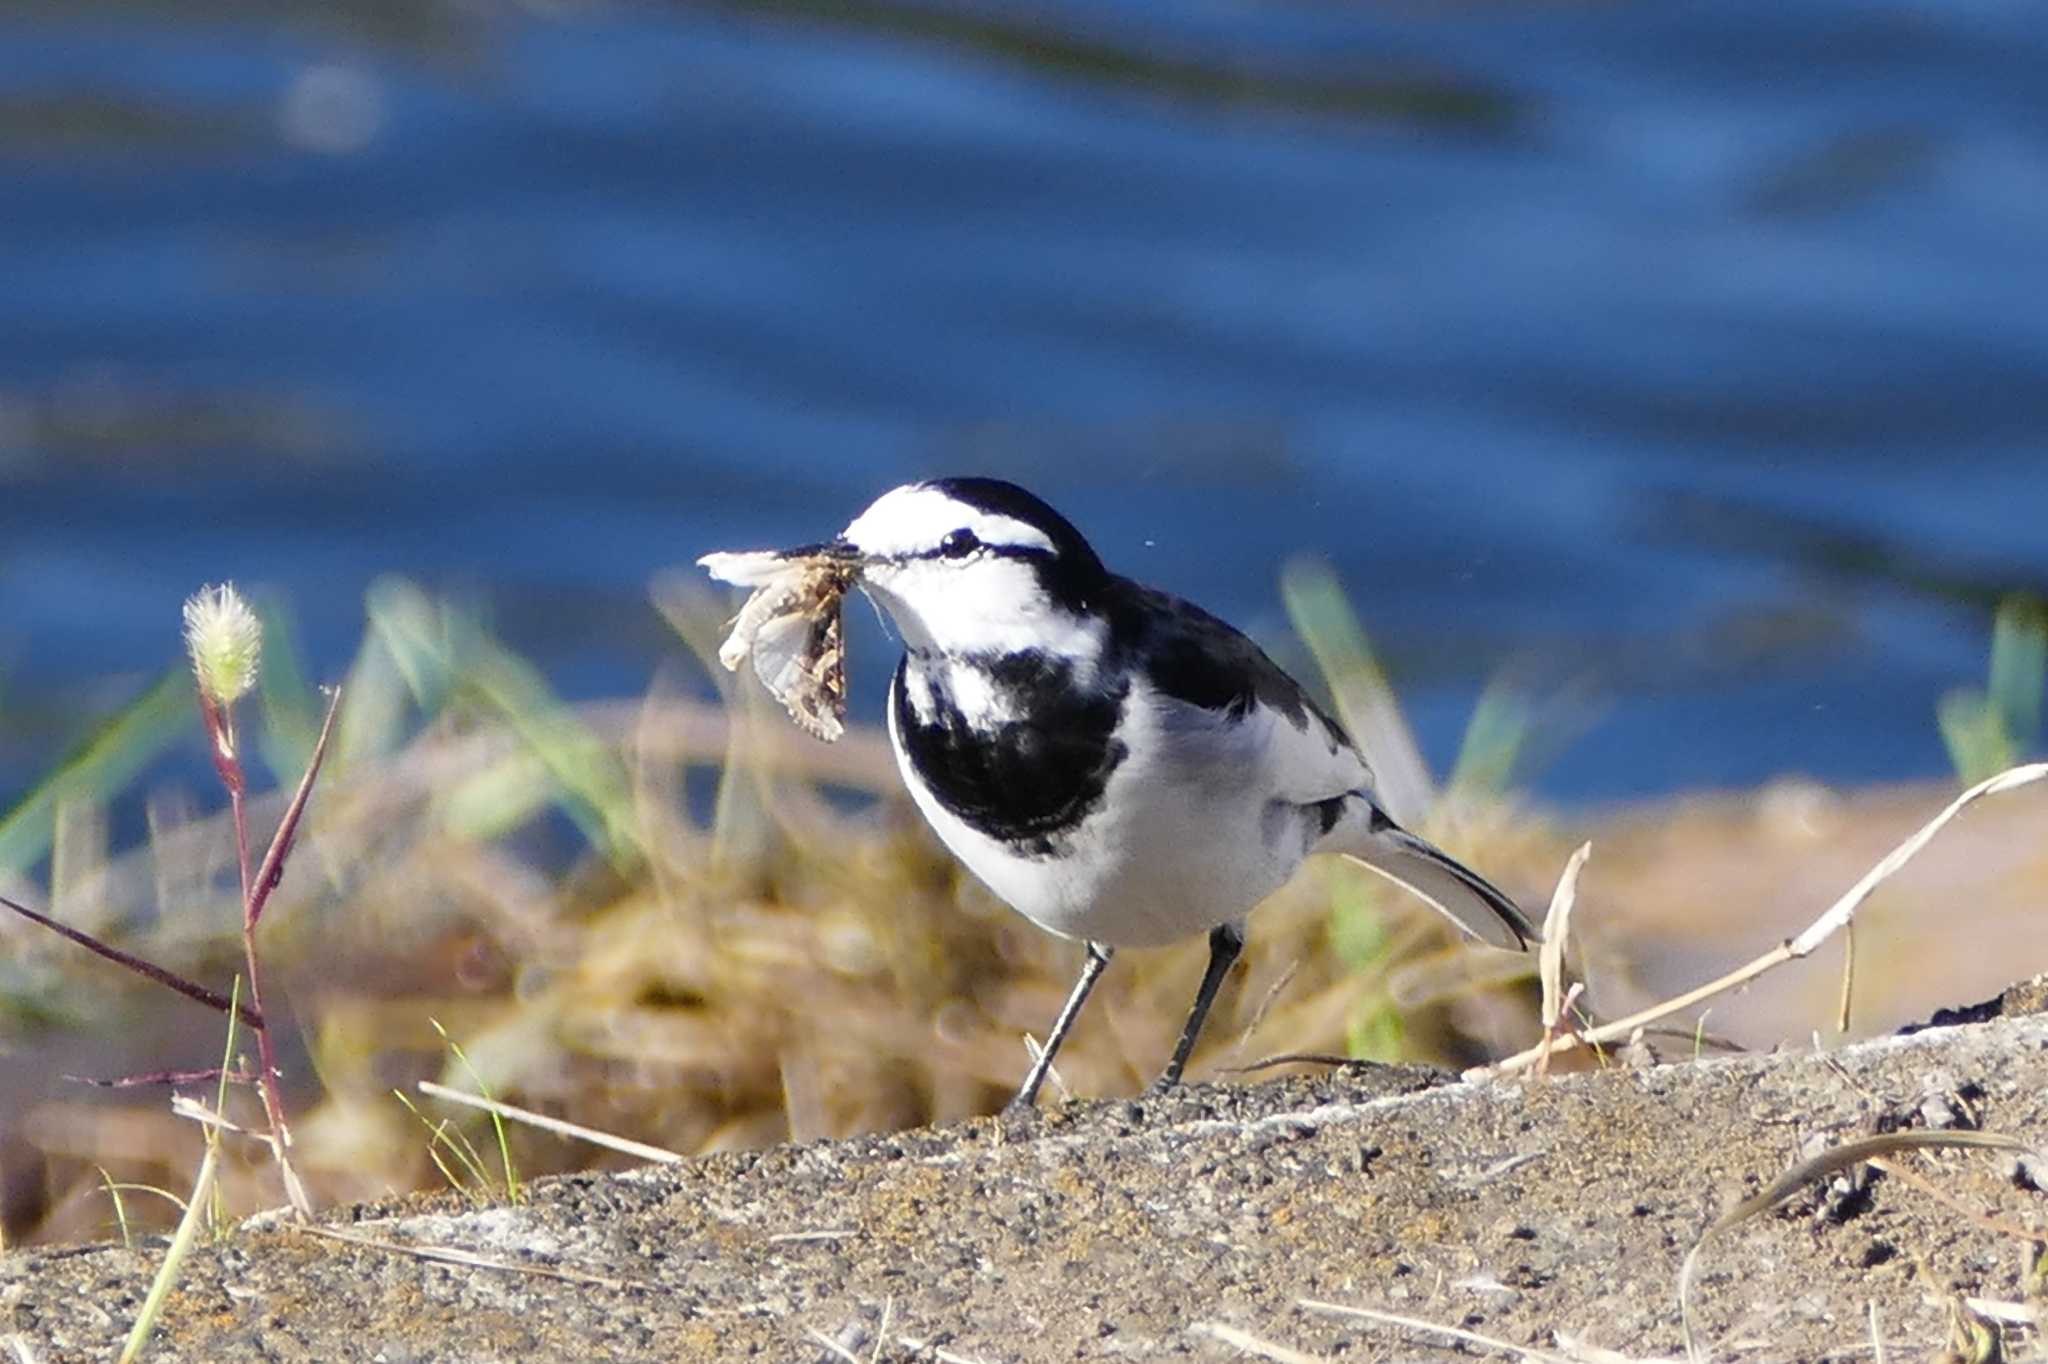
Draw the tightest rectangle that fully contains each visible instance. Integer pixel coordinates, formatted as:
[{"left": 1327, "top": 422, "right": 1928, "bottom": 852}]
[{"left": 999, "top": 1078, "right": 1049, "bottom": 1124}]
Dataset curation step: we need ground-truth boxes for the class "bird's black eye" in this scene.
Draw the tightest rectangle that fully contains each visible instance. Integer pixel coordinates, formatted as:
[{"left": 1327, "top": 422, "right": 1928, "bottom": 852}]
[{"left": 938, "top": 528, "right": 980, "bottom": 559}]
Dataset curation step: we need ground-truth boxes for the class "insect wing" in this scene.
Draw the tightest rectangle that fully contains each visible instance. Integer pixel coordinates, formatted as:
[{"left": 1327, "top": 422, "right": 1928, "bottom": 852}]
[
  {"left": 718, "top": 573, "right": 806, "bottom": 672},
  {"left": 750, "top": 605, "right": 846, "bottom": 741}
]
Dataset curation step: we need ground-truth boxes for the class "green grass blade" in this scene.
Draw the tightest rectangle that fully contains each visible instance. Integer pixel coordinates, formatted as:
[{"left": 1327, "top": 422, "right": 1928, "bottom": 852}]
[
  {"left": 366, "top": 577, "right": 642, "bottom": 870},
  {"left": 116, "top": 1142, "right": 219, "bottom": 1364},
  {"left": 364, "top": 577, "right": 458, "bottom": 714},
  {"left": 0, "top": 669, "right": 193, "bottom": 876},
  {"left": 1444, "top": 682, "right": 1533, "bottom": 802},
  {"left": 1327, "top": 863, "right": 1391, "bottom": 971},
  {"left": 1346, "top": 994, "right": 1406, "bottom": 1062},
  {"left": 98, "top": 1166, "right": 133, "bottom": 1249},
  {"left": 1938, "top": 689, "right": 2011, "bottom": 786},
  {"left": 256, "top": 597, "right": 320, "bottom": 786},
  {"left": 330, "top": 621, "right": 411, "bottom": 773},
  {"left": 394, "top": 1091, "right": 492, "bottom": 1201},
  {"left": 1280, "top": 558, "right": 1434, "bottom": 824},
  {"left": 432, "top": 1018, "right": 520, "bottom": 1204},
  {"left": 1987, "top": 595, "right": 2046, "bottom": 751},
  {"left": 459, "top": 642, "right": 644, "bottom": 873}
]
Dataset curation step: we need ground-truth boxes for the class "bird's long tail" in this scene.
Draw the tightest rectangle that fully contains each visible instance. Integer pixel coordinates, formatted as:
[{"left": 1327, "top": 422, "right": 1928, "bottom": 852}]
[{"left": 1335, "top": 811, "right": 1536, "bottom": 951}]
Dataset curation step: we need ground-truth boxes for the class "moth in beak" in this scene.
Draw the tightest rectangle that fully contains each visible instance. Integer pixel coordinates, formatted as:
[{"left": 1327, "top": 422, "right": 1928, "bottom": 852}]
[{"left": 698, "top": 539, "right": 862, "bottom": 741}]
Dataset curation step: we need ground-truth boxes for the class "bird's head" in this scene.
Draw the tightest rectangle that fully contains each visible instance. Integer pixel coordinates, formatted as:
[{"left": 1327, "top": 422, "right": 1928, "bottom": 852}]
[{"left": 822, "top": 478, "right": 1110, "bottom": 657}]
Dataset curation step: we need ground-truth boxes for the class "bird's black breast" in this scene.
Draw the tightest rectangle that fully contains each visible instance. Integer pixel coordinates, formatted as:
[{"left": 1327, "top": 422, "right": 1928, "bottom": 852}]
[{"left": 892, "top": 650, "right": 1129, "bottom": 857}]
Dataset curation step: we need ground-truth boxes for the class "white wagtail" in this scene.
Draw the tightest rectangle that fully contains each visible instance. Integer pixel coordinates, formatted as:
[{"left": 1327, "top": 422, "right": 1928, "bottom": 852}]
[{"left": 735, "top": 477, "right": 1534, "bottom": 1112}]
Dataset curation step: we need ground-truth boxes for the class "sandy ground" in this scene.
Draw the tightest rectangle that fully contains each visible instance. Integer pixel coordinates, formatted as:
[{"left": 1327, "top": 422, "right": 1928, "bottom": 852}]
[{"left": 6, "top": 981, "right": 2047, "bottom": 1363}]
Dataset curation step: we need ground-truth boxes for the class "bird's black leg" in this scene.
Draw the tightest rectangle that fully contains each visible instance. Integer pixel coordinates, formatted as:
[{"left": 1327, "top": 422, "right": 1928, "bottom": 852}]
[
  {"left": 1151, "top": 923, "right": 1245, "bottom": 1093},
  {"left": 1007, "top": 941, "right": 1114, "bottom": 1114}
]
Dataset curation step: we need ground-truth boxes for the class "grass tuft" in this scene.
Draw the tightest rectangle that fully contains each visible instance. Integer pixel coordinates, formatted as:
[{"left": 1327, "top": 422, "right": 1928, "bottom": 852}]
[
  {"left": 428, "top": 1019, "right": 520, "bottom": 1203},
  {"left": 1942, "top": 595, "right": 2046, "bottom": 783},
  {"left": 3, "top": 575, "right": 2040, "bottom": 1252}
]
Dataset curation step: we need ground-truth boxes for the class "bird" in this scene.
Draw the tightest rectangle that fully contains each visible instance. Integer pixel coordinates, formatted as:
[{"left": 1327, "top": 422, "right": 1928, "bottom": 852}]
[{"left": 766, "top": 477, "right": 1533, "bottom": 1112}]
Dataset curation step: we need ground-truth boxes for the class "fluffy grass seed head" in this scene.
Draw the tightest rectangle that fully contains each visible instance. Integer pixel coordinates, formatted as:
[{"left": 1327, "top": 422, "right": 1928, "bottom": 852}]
[{"left": 183, "top": 582, "right": 263, "bottom": 709}]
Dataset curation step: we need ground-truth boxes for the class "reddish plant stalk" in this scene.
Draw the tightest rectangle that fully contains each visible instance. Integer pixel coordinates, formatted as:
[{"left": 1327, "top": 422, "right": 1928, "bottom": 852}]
[
  {"left": 0, "top": 892, "right": 261, "bottom": 1027},
  {"left": 200, "top": 683, "right": 343, "bottom": 1219},
  {"left": 231, "top": 781, "right": 293, "bottom": 1159},
  {"left": 202, "top": 694, "right": 292, "bottom": 1169},
  {"left": 246, "top": 688, "right": 345, "bottom": 931},
  {"left": 67, "top": 1065, "right": 260, "bottom": 1088}
]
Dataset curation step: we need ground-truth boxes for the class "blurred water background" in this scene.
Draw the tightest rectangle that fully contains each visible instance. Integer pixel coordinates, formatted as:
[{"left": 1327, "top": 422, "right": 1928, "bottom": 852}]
[{"left": 1, "top": 0, "right": 2044, "bottom": 807}]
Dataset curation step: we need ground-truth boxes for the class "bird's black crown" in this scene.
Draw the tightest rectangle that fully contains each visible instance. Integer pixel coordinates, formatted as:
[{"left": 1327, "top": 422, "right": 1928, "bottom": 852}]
[{"left": 922, "top": 476, "right": 1108, "bottom": 609}]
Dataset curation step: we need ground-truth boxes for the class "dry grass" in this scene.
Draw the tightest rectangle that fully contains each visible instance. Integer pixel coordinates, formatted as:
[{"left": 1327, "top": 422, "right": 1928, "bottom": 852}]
[
  {"left": 0, "top": 578, "right": 1558, "bottom": 1246},
  {"left": 3, "top": 576, "right": 2041, "bottom": 1259}
]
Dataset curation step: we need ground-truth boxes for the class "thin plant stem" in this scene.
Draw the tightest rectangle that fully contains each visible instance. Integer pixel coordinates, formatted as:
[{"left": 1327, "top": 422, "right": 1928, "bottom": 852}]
[
  {"left": 220, "top": 685, "right": 342, "bottom": 1220},
  {"left": 115, "top": 1143, "right": 218, "bottom": 1364},
  {"left": 1836, "top": 917, "right": 1857, "bottom": 1034},
  {"left": 199, "top": 685, "right": 254, "bottom": 916},
  {"left": 216, "top": 699, "right": 291, "bottom": 1191},
  {"left": 239, "top": 902, "right": 289, "bottom": 1166},
  {"left": 0, "top": 891, "right": 260, "bottom": 1028},
  {"left": 417, "top": 1080, "right": 686, "bottom": 1166},
  {"left": 219, "top": 716, "right": 255, "bottom": 928},
  {"left": 246, "top": 686, "right": 343, "bottom": 928},
  {"left": 1474, "top": 761, "right": 2048, "bottom": 1080}
]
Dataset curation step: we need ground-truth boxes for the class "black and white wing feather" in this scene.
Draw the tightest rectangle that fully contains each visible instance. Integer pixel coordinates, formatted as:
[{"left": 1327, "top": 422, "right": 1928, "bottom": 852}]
[{"left": 1113, "top": 580, "right": 1534, "bottom": 951}]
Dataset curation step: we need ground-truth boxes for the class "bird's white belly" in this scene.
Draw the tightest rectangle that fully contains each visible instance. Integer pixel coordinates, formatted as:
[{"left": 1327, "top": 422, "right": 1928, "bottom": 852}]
[{"left": 892, "top": 686, "right": 1310, "bottom": 948}]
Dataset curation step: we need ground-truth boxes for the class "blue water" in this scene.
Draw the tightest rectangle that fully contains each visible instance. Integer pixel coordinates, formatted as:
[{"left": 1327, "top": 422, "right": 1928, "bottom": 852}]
[{"left": 1, "top": 1, "right": 2043, "bottom": 804}]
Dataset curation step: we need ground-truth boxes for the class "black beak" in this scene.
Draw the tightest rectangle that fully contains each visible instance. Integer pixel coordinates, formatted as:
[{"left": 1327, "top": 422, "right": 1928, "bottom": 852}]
[{"left": 777, "top": 537, "right": 863, "bottom": 566}]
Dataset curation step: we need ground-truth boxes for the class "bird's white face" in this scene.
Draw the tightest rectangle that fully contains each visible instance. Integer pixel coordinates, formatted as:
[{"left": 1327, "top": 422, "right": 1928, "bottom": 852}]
[{"left": 841, "top": 483, "right": 1105, "bottom": 659}]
